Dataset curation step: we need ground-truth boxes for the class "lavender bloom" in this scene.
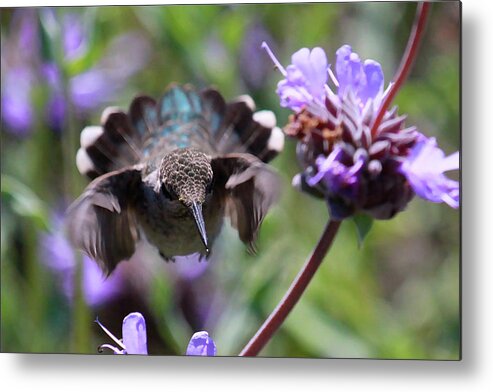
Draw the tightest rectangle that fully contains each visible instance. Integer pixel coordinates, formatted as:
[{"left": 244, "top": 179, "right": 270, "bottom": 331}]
[
  {"left": 1, "top": 10, "right": 150, "bottom": 135},
  {"left": 1, "top": 10, "right": 38, "bottom": 135},
  {"left": 335, "top": 45, "right": 385, "bottom": 107},
  {"left": 262, "top": 42, "right": 328, "bottom": 112},
  {"left": 40, "top": 210, "right": 124, "bottom": 307},
  {"left": 400, "top": 136, "right": 459, "bottom": 208},
  {"left": 308, "top": 146, "right": 365, "bottom": 202},
  {"left": 263, "top": 42, "right": 459, "bottom": 219},
  {"left": 62, "top": 13, "right": 88, "bottom": 60},
  {"left": 96, "top": 313, "right": 216, "bottom": 356},
  {"left": 1, "top": 67, "right": 34, "bottom": 135},
  {"left": 186, "top": 331, "right": 217, "bottom": 356},
  {"left": 97, "top": 312, "right": 148, "bottom": 355}
]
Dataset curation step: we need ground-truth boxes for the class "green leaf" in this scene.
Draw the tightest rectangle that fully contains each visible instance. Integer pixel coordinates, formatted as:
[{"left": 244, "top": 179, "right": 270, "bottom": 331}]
[
  {"left": 1, "top": 175, "right": 49, "bottom": 230},
  {"left": 352, "top": 213, "right": 374, "bottom": 247}
]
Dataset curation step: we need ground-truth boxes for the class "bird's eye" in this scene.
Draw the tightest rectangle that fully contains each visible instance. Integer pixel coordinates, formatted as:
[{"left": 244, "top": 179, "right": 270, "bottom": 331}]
[{"left": 162, "top": 185, "right": 178, "bottom": 200}]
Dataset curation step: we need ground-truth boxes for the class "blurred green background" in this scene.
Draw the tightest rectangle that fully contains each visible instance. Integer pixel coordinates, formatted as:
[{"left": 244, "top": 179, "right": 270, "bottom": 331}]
[{"left": 0, "top": 2, "right": 460, "bottom": 359}]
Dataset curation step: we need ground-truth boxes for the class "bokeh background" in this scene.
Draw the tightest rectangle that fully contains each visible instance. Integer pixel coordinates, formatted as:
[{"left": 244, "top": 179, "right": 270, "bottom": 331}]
[{"left": 1, "top": 2, "right": 460, "bottom": 359}]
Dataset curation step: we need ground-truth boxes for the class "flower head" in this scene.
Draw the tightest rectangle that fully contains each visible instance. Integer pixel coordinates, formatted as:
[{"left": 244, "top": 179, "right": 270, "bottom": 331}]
[
  {"left": 263, "top": 42, "right": 459, "bottom": 219},
  {"left": 96, "top": 312, "right": 148, "bottom": 355},
  {"left": 186, "top": 331, "right": 217, "bottom": 356}
]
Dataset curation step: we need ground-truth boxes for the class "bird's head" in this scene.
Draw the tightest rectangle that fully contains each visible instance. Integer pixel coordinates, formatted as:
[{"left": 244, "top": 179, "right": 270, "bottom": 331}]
[{"left": 159, "top": 148, "right": 213, "bottom": 252}]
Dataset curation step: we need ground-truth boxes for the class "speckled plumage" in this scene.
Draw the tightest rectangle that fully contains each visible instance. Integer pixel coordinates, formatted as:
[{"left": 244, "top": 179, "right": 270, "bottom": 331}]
[{"left": 159, "top": 149, "right": 213, "bottom": 206}]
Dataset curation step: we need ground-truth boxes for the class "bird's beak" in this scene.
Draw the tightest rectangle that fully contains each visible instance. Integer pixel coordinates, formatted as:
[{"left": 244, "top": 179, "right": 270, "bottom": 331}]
[{"left": 189, "top": 201, "right": 209, "bottom": 254}]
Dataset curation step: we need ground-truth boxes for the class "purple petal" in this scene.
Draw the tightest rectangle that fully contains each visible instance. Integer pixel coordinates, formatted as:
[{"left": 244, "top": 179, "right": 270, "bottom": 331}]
[
  {"left": 1, "top": 67, "right": 34, "bottom": 135},
  {"left": 167, "top": 253, "right": 209, "bottom": 280},
  {"left": 15, "top": 9, "right": 38, "bottom": 52},
  {"left": 46, "top": 93, "right": 66, "bottom": 131},
  {"left": 291, "top": 47, "right": 328, "bottom": 99},
  {"left": 62, "top": 13, "right": 87, "bottom": 60},
  {"left": 42, "top": 63, "right": 63, "bottom": 89},
  {"left": 69, "top": 32, "right": 150, "bottom": 111},
  {"left": 122, "top": 312, "right": 148, "bottom": 355},
  {"left": 336, "top": 45, "right": 360, "bottom": 97},
  {"left": 273, "top": 46, "right": 328, "bottom": 111},
  {"left": 361, "top": 60, "right": 384, "bottom": 104},
  {"left": 82, "top": 256, "right": 124, "bottom": 307},
  {"left": 308, "top": 146, "right": 365, "bottom": 203},
  {"left": 70, "top": 69, "right": 113, "bottom": 110},
  {"left": 400, "top": 137, "right": 460, "bottom": 208},
  {"left": 186, "top": 331, "right": 217, "bottom": 356},
  {"left": 335, "top": 45, "right": 384, "bottom": 106}
]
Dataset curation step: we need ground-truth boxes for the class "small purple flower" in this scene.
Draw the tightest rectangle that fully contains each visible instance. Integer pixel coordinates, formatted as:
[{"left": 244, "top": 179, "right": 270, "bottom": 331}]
[
  {"left": 96, "top": 312, "right": 148, "bottom": 355},
  {"left": 263, "top": 42, "right": 460, "bottom": 219},
  {"left": 1, "top": 67, "right": 34, "bottom": 135},
  {"left": 263, "top": 42, "right": 328, "bottom": 112},
  {"left": 186, "top": 331, "right": 217, "bottom": 356},
  {"left": 308, "top": 146, "right": 365, "bottom": 199},
  {"left": 400, "top": 136, "right": 459, "bottom": 208},
  {"left": 1, "top": 10, "right": 150, "bottom": 136}
]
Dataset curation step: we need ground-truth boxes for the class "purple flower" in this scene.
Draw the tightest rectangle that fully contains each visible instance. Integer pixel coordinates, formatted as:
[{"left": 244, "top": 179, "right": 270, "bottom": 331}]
[
  {"left": 1, "top": 67, "right": 34, "bottom": 135},
  {"left": 263, "top": 42, "right": 328, "bottom": 112},
  {"left": 186, "top": 331, "right": 217, "bottom": 356},
  {"left": 263, "top": 42, "right": 460, "bottom": 219},
  {"left": 96, "top": 312, "right": 148, "bottom": 355},
  {"left": 1, "top": 10, "right": 150, "bottom": 136},
  {"left": 308, "top": 146, "right": 365, "bottom": 200},
  {"left": 400, "top": 136, "right": 459, "bottom": 208},
  {"left": 62, "top": 13, "right": 88, "bottom": 60},
  {"left": 335, "top": 45, "right": 384, "bottom": 107},
  {"left": 96, "top": 313, "right": 217, "bottom": 356},
  {"left": 40, "top": 210, "right": 124, "bottom": 307}
]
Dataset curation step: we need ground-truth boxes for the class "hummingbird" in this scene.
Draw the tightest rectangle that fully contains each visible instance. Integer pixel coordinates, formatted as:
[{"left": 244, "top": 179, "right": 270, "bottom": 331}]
[{"left": 67, "top": 84, "right": 284, "bottom": 275}]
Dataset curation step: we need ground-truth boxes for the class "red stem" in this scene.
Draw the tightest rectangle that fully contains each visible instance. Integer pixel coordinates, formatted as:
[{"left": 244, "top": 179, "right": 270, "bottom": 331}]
[
  {"left": 239, "top": 220, "right": 341, "bottom": 356},
  {"left": 370, "top": 2, "right": 431, "bottom": 137}
]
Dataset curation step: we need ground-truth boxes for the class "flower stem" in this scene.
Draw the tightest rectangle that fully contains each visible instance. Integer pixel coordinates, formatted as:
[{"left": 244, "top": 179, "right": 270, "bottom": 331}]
[
  {"left": 239, "top": 220, "right": 341, "bottom": 356},
  {"left": 370, "top": 2, "right": 431, "bottom": 137}
]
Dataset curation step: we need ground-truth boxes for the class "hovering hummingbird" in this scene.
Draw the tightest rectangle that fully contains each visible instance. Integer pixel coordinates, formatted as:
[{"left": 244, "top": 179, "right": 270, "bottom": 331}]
[{"left": 67, "top": 84, "right": 284, "bottom": 275}]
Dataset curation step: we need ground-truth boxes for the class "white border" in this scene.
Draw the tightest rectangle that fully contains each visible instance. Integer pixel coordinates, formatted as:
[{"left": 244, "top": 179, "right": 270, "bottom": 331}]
[{"left": 2, "top": 0, "right": 492, "bottom": 391}]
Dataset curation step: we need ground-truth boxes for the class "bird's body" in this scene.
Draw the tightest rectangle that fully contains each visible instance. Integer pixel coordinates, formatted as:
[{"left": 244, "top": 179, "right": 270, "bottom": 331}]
[
  {"left": 135, "top": 162, "right": 224, "bottom": 259},
  {"left": 67, "top": 84, "right": 284, "bottom": 275}
]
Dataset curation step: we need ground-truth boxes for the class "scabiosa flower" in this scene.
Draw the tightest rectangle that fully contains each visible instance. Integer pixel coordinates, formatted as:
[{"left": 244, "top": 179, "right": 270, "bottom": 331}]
[
  {"left": 186, "top": 331, "right": 217, "bottom": 356},
  {"left": 96, "top": 312, "right": 148, "bottom": 355},
  {"left": 262, "top": 42, "right": 459, "bottom": 219}
]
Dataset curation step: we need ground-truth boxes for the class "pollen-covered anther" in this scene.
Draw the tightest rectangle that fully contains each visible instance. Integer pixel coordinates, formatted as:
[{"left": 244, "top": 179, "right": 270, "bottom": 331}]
[{"left": 321, "top": 125, "right": 343, "bottom": 143}]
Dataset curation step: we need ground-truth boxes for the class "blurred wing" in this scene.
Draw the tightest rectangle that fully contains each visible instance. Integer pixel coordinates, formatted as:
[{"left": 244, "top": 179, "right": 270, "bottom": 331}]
[
  {"left": 201, "top": 88, "right": 285, "bottom": 163},
  {"left": 211, "top": 154, "right": 280, "bottom": 251},
  {"left": 66, "top": 166, "right": 143, "bottom": 275},
  {"left": 76, "top": 107, "right": 147, "bottom": 180}
]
